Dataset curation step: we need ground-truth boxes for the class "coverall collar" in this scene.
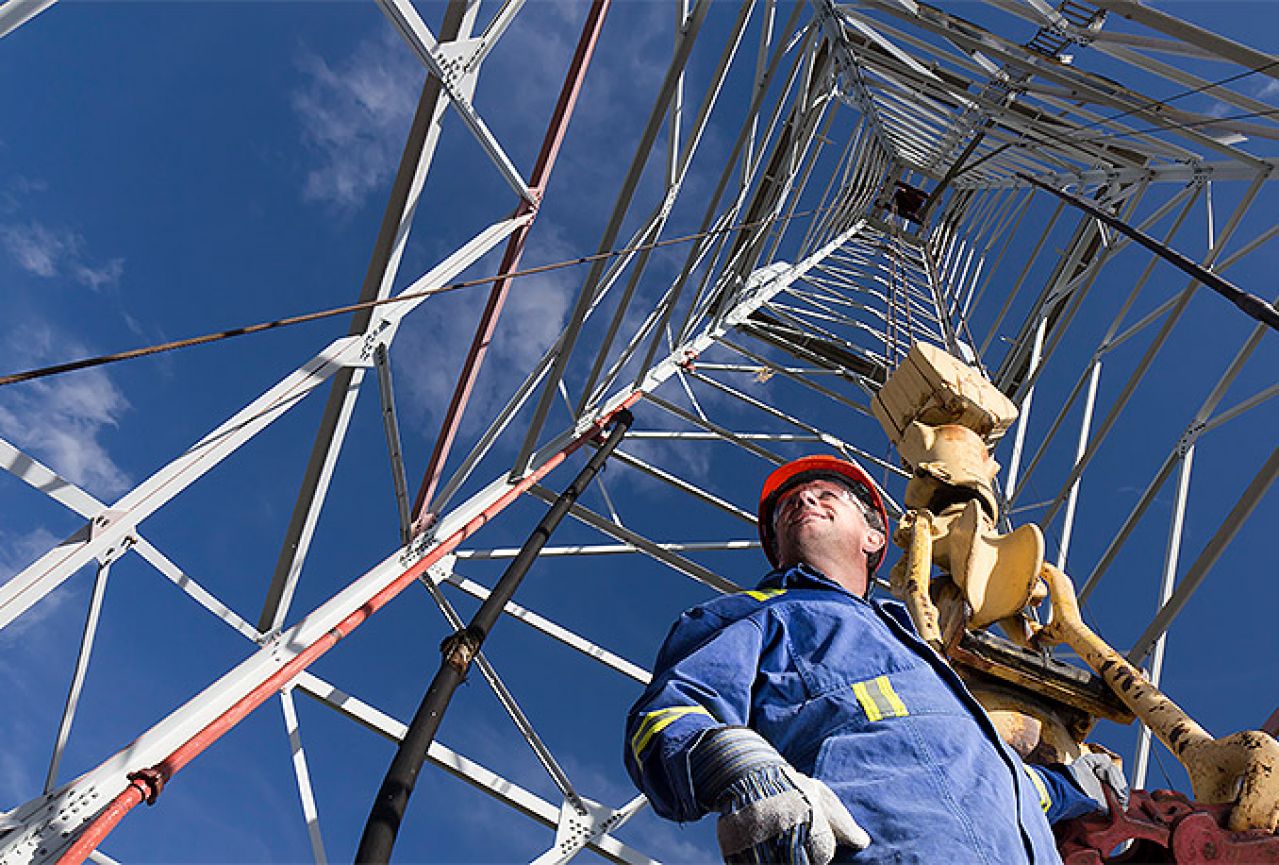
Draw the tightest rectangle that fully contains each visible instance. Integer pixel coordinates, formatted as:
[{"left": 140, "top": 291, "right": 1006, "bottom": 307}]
[{"left": 757, "top": 561, "right": 872, "bottom": 603}]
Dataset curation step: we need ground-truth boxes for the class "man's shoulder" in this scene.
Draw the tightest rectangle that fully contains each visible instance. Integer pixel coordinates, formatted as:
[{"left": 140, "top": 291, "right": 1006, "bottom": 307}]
[
  {"left": 683, "top": 586, "right": 794, "bottom": 622},
  {"left": 651, "top": 589, "right": 787, "bottom": 668},
  {"left": 680, "top": 581, "right": 858, "bottom": 627}
]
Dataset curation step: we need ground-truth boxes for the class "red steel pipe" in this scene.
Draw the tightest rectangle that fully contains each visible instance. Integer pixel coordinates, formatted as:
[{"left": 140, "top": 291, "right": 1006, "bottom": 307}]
[
  {"left": 412, "top": 0, "right": 613, "bottom": 532},
  {"left": 57, "top": 394, "right": 641, "bottom": 865}
]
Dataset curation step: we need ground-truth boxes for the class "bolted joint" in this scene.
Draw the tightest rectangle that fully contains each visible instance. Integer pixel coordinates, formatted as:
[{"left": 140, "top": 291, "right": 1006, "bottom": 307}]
[
  {"left": 440, "top": 626, "right": 484, "bottom": 674},
  {"left": 1189, "top": 160, "right": 1209, "bottom": 187},
  {"left": 593, "top": 408, "right": 635, "bottom": 445},
  {"left": 126, "top": 767, "right": 167, "bottom": 806},
  {"left": 1177, "top": 420, "right": 1205, "bottom": 457}
]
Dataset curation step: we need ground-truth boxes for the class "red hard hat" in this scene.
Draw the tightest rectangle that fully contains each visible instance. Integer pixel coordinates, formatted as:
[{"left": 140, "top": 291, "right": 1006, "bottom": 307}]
[{"left": 757, "top": 454, "right": 889, "bottom": 570}]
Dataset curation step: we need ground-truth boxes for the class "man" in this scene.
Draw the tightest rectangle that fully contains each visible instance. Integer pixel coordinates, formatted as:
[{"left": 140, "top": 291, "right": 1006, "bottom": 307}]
[{"left": 624, "top": 455, "right": 1124, "bottom": 864}]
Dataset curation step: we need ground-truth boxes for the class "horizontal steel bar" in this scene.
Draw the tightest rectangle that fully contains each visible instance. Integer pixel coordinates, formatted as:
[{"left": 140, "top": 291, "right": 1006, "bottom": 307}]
[
  {"left": 529, "top": 484, "right": 740, "bottom": 595},
  {"left": 456, "top": 541, "right": 759, "bottom": 559},
  {"left": 437, "top": 564, "right": 651, "bottom": 684}
]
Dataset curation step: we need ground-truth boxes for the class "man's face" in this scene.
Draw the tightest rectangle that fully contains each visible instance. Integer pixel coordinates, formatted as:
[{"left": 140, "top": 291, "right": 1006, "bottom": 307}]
[{"left": 772, "top": 479, "right": 883, "bottom": 572}]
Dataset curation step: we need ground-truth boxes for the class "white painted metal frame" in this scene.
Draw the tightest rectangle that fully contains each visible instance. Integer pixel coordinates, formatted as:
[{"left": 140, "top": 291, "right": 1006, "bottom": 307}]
[{"left": 2, "top": 0, "right": 1278, "bottom": 861}]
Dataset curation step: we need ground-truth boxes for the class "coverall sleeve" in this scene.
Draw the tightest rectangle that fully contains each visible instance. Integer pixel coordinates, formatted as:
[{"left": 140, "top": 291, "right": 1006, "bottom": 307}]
[
  {"left": 624, "top": 605, "right": 766, "bottom": 822},
  {"left": 1023, "top": 763, "right": 1107, "bottom": 824}
]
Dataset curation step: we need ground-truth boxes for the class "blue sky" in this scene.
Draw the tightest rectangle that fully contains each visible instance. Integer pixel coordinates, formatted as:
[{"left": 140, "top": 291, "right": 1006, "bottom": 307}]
[{"left": 0, "top": 1, "right": 1277, "bottom": 863}]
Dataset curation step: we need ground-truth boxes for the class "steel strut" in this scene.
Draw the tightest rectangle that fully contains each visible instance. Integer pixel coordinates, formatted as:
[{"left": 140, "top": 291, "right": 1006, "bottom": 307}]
[
  {"left": 410, "top": 0, "right": 613, "bottom": 533},
  {"left": 53, "top": 400, "right": 639, "bottom": 865},
  {"left": 354, "top": 409, "right": 633, "bottom": 864}
]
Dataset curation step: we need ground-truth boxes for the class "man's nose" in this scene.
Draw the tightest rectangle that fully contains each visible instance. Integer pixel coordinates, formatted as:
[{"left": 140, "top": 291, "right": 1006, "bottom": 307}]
[{"left": 785, "top": 488, "right": 820, "bottom": 512}]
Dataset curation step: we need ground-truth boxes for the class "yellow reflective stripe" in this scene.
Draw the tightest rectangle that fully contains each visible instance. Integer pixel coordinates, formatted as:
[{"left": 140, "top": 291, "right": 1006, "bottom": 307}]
[
  {"left": 743, "top": 589, "right": 787, "bottom": 602},
  {"left": 1024, "top": 765, "right": 1052, "bottom": 812},
  {"left": 852, "top": 680, "right": 883, "bottom": 722},
  {"left": 874, "top": 676, "right": 909, "bottom": 718},
  {"left": 630, "top": 706, "right": 714, "bottom": 761},
  {"left": 852, "top": 676, "right": 908, "bottom": 722}
]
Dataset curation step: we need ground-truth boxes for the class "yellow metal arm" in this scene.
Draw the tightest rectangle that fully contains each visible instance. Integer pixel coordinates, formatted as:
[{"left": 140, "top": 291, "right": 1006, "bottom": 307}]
[
  {"left": 1034, "top": 563, "right": 1279, "bottom": 833},
  {"left": 891, "top": 511, "right": 943, "bottom": 653}
]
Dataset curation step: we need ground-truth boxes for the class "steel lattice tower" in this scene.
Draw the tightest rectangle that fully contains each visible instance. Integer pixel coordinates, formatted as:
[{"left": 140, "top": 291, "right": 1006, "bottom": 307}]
[{"left": 0, "top": 0, "right": 1277, "bottom": 862}]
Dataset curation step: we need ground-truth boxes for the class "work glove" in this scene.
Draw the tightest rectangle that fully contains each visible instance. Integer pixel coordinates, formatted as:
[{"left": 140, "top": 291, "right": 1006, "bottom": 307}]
[
  {"left": 1066, "top": 751, "right": 1131, "bottom": 814},
  {"left": 690, "top": 727, "right": 871, "bottom": 865}
]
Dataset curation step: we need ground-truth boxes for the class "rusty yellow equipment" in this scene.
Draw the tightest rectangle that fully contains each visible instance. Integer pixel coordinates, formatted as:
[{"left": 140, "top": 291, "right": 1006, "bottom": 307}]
[{"left": 873, "top": 342, "right": 1279, "bottom": 834}]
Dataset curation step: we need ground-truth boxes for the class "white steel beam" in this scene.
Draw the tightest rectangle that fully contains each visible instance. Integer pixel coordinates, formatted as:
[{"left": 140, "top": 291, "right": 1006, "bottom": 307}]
[
  {"left": 0, "top": 438, "right": 260, "bottom": 640},
  {"left": 290, "top": 672, "right": 657, "bottom": 865},
  {"left": 456, "top": 541, "right": 759, "bottom": 559},
  {"left": 1, "top": 222, "right": 868, "bottom": 864},
  {"left": 0, "top": 340, "right": 353, "bottom": 633},
  {"left": 279, "top": 688, "right": 328, "bottom": 865},
  {"left": 966, "top": 158, "right": 1279, "bottom": 190},
  {"left": 417, "top": 558, "right": 587, "bottom": 813},
  {"left": 1127, "top": 448, "right": 1279, "bottom": 662},
  {"left": 0, "top": 215, "right": 525, "bottom": 636},
  {"left": 439, "top": 566, "right": 652, "bottom": 684},
  {"left": 1131, "top": 441, "right": 1194, "bottom": 790},
  {"left": 1090, "top": 0, "right": 1279, "bottom": 81},
  {"left": 259, "top": 0, "right": 485, "bottom": 634},
  {"left": 611, "top": 447, "right": 758, "bottom": 524},
  {"left": 0, "top": 0, "right": 55, "bottom": 39},
  {"left": 375, "top": 0, "right": 535, "bottom": 203},
  {"left": 44, "top": 559, "right": 112, "bottom": 794}
]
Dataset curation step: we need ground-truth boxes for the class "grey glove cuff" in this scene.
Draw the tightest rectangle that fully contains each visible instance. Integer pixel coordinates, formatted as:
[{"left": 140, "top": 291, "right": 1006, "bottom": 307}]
[
  {"left": 689, "top": 727, "right": 786, "bottom": 812},
  {"left": 1067, "top": 752, "right": 1131, "bottom": 813}
]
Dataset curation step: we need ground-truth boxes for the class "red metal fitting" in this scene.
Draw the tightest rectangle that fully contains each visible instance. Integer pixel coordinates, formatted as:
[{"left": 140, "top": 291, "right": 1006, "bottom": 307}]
[
  {"left": 126, "top": 767, "right": 167, "bottom": 806},
  {"left": 1057, "top": 788, "right": 1279, "bottom": 864}
]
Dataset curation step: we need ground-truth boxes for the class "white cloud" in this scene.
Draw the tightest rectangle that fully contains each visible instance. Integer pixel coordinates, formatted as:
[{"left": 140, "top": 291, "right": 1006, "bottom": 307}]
[
  {"left": 0, "top": 525, "right": 94, "bottom": 809},
  {"left": 71, "top": 257, "right": 124, "bottom": 291},
  {"left": 292, "top": 31, "right": 423, "bottom": 210},
  {"left": 0, "top": 325, "right": 131, "bottom": 498},
  {"left": 0, "top": 220, "right": 124, "bottom": 290},
  {"left": 0, "top": 526, "right": 61, "bottom": 586},
  {"left": 0, "top": 526, "right": 87, "bottom": 645},
  {"left": 1, "top": 221, "right": 72, "bottom": 277},
  {"left": 3, "top": 176, "right": 48, "bottom": 205},
  {"left": 1259, "top": 79, "right": 1279, "bottom": 99},
  {"left": 1205, "top": 100, "right": 1231, "bottom": 119}
]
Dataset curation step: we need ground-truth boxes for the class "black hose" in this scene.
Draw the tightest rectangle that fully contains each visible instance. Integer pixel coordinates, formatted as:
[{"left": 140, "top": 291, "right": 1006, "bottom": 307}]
[
  {"left": 354, "top": 409, "right": 633, "bottom": 863},
  {"left": 1020, "top": 174, "right": 1279, "bottom": 334}
]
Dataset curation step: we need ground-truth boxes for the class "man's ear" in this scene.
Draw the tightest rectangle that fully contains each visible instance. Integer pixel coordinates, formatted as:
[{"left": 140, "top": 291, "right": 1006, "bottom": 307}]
[{"left": 862, "top": 528, "right": 885, "bottom": 557}]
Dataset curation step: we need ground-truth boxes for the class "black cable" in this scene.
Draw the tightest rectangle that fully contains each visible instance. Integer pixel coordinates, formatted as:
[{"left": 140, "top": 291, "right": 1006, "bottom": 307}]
[
  {"left": 1059, "top": 59, "right": 1279, "bottom": 142},
  {"left": 1059, "top": 105, "right": 1279, "bottom": 148},
  {"left": 353, "top": 410, "right": 632, "bottom": 864},
  {"left": 950, "top": 62, "right": 1279, "bottom": 183},
  {"left": 1021, "top": 173, "right": 1279, "bottom": 334},
  {"left": 0, "top": 206, "right": 834, "bottom": 389}
]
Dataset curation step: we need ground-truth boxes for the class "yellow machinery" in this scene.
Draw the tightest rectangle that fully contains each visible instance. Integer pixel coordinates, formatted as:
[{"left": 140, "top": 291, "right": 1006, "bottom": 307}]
[{"left": 873, "top": 343, "right": 1279, "bottom": 835}]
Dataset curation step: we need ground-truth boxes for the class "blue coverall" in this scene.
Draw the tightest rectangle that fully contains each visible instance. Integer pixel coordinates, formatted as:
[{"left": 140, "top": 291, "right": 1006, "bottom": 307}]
[{"left": 625, "top": 563, "right": 1099, "bottom": 864}]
